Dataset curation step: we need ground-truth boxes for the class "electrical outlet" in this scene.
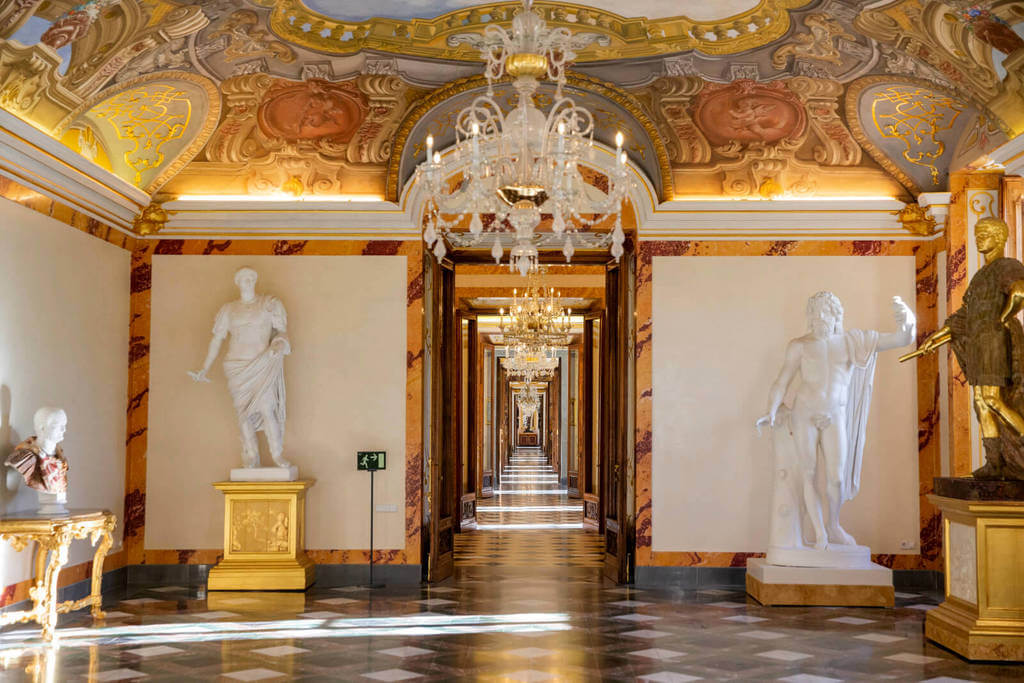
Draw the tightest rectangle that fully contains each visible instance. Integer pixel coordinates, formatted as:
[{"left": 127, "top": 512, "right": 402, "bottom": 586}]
[
  {"left": 375, "top": 504, "right": 398, "bottom": 513},
  {"left": 899, "top": 539, "right": 916, "bottom": 550}
]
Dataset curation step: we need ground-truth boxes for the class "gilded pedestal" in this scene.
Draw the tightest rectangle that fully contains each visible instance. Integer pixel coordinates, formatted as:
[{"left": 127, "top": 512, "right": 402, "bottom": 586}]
[
  {"left": 208, "top": 480, "right": 315, "bottom": 591},
  {"left": 0, "top": 508, "right": 116, "bottom": 641},
  {"left": 926, "top": 478, "right": 1024, "bottom": 661},
  {"left": 746, "top": 558, "right": 894, "bottom": 607}
]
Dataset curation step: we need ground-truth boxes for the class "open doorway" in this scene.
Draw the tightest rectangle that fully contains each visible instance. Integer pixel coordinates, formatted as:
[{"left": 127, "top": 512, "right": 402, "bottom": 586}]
[{"left": 422, "top": 246, "right": 636, "bottom": 584}]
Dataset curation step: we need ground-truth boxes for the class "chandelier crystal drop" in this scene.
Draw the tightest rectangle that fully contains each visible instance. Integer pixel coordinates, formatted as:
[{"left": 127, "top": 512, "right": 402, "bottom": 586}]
[{"left": 415, "top": 0, "right": 632, "bottom": 275}]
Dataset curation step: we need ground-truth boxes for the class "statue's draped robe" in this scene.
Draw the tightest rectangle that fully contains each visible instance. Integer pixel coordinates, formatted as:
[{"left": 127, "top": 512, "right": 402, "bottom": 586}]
[
  {"left": 946, "top": 257, "right": 1024, "bottom": 479},
  {"left": 4, "top": 437, "right": 67, "bottom": 494},
  {"left": 215, "top": 295, "right": 287, "bottom": 442}
]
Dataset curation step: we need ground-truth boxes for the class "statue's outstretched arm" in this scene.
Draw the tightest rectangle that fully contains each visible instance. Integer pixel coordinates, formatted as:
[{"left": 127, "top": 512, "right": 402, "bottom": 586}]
[{"left": 878, "top": 295, "right": 916, "bottom": 351}]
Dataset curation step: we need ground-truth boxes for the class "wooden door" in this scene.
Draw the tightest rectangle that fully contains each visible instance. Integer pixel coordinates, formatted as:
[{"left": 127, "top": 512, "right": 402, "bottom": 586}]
[
  {"left": 602, "top": 247, "right": 636, "bottom": 584},
  {"left": 424, "top": 258, "right": 455, "bottom": 582}
]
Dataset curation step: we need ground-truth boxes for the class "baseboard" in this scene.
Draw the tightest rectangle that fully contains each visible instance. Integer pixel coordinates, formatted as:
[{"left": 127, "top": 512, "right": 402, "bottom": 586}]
[
  {"left": 315, "top": 564, "right": 422, "bottom": 586},
  {"left": 127, "top": 563, "right": 212, "bottom": 587},
  {"left": 1, "top": 566, "right": 127, "bottom": 614},
  {"left": 635, "top": 566, "right": 944, "bottom": 592}
]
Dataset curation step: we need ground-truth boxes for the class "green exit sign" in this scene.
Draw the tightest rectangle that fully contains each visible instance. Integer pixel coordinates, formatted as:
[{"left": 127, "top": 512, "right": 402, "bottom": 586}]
[{"left": 357, "top": 451, "right": 386, "bottom": 471}]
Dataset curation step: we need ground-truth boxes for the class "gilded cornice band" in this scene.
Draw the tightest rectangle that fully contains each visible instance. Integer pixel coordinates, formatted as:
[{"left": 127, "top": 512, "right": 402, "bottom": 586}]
[{"left": 259, "top": 0, "right": 812, "bottom": 61}]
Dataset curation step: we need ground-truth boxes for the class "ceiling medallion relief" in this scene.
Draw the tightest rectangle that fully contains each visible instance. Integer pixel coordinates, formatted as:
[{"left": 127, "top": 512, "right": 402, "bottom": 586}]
[
  {"left": 256, "top": 0, "right": 813, "bottom": 62},
  {"left": 643, "top": 76, "right": 890, "bottom": 200},
  {"left": 166, "top": 74, "right": 420, "bottom": 198}
]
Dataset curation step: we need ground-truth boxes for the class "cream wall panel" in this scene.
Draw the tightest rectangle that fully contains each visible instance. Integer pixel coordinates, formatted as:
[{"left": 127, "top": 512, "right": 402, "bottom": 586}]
[
  {"left": 0, "top": 198, "right": 129, "bottom": 589},
  {"left": 147, "top": 256, "right": 407, "bottom": 551},
  {"left": 652, "top": 256, "right": 919, "bottom": 555}
]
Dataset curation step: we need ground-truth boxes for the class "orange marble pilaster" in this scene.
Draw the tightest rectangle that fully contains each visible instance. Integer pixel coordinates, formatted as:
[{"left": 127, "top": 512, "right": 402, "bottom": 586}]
[{"left": 946, "top": 170, "right": 1004, "bottom": 476}]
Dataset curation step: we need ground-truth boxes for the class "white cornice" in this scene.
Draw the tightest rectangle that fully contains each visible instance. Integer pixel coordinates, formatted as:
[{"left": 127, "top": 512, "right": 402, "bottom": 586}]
[
  {"left": 160, "top": 198, "right": 418, "bottom": 239},
  {"left": 0, "top": 109, "right": 147, "bottom": 233},
  {"left": 988, "top": 134, "right": 1024, "bottom": 175},
  {"left": 637, "top": 199, "right": 916, "bottom": 240}
]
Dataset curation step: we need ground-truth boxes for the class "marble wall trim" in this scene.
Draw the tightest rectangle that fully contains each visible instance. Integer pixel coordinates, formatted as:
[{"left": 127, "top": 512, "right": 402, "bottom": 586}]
[{"left": 635, "top": 239, "right": 943, "bottom": 571}]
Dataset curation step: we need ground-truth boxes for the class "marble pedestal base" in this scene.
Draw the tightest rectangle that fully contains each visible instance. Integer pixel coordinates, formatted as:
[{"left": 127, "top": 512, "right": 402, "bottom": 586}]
[
  {"left": 925, "top": 479, "right": 1024, "bottom": 661},
  {"left": 746, "top": 558, "right": 894, "bottom": 607},
  {"left": 229, "top": 466, "right": 298, "bottom": 482},
  {"left": 208, "top": 480, "right": 315, "bottom": 591}
]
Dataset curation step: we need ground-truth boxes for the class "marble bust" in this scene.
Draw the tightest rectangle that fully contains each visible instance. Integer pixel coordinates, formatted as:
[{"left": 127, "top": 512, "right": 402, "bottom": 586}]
[
  {"left": 189, "top": 267, "right": 295, "bottom": 478},
  {"left": 755, "top": 293, "right": 915, "bottom": 567},
  {"left": 5, "top": 407, "right": 69, "bottom": 514}
]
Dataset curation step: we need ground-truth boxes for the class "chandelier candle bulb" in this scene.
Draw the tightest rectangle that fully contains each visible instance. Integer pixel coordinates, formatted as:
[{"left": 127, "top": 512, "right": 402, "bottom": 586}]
[{"left": 426, "top": 134, "right": 433, "bottom": 160}]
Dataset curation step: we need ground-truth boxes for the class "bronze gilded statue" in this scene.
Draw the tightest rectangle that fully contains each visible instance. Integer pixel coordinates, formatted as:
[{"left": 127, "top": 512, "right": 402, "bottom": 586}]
[{"left": 902, "top": 216, "right": 1024, "bottom": 480}]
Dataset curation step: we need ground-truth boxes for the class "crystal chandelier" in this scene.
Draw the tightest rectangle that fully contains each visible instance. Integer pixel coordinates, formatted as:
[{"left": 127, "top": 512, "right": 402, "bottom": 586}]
[
  {"left": 416, "top": 0, "right": 632, "bottom": 276},
  {"left": 498, "top": 269, "right": 572, "bottom": 349},
  {"left": 517, "top": 383, "right": 541, "bottom": 424},
  {"left": 501, "top": 344, "right": 558, "bottom": 383}
]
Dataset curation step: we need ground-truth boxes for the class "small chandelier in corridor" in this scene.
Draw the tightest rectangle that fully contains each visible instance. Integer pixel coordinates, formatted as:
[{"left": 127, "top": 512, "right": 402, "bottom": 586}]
[
  {"left": 415, "top": 0, "right": 632, "bottom": 275},
  {"left": 498, "top": 269, "right": 572, "bottom": 350}
]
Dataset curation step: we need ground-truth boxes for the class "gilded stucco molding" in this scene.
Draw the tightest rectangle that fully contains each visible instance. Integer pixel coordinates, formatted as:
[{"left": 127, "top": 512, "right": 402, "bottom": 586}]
[
  {"left": 386, "top": 71, "right": 672, "bottom": 203},
  {"left": 259, "top": 0, "right": 812, "bottom": 62},
  {"left": 58, "top": 71, "right": 221, "bottom": 195}
]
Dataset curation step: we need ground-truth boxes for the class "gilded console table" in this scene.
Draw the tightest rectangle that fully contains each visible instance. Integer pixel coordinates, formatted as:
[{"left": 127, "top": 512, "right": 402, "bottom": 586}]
[{"left": 0, "top": 509, "right": 116, "bottom": 641}]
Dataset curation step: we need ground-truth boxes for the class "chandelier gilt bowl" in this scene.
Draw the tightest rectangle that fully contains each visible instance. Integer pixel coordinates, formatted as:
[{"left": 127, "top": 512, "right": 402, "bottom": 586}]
[{"left": 415, "top": 0, "right": 632, "bottom": 276}]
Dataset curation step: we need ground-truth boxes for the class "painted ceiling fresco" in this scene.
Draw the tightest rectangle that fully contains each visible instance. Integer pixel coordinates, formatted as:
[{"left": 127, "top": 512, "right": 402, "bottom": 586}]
[
  {"left": 299, "top": 0, "right": 765, "bottom": 22},
  {"left": 0, "top": 0, "right": 1021, "bottom": 213}
]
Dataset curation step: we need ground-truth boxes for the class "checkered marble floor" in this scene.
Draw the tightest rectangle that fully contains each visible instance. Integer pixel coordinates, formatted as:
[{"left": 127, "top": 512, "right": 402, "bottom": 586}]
[
  {"left": 0, "top": 569, "right": 1018, "bottom": 681},
  {"left": 456, "top": 451, "right": 602, "bottom": 567}
]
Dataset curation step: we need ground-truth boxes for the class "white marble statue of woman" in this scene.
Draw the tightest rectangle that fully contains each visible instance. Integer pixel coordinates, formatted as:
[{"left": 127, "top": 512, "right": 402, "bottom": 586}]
[
  {"left": 189, "top": 267, "right": 293, "bottom": 474},
  {"left": 755, "top": 292, "right": 914, "bottom": 567}
]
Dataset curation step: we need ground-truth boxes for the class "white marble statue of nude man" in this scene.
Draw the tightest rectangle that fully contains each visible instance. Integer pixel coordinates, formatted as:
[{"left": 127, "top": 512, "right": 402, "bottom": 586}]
[
  {"left": 756, "top": 293, "right": 914, "bottom": 559},
  {"left": 189, "top": 267, "right": 292, "bottom": 470}
]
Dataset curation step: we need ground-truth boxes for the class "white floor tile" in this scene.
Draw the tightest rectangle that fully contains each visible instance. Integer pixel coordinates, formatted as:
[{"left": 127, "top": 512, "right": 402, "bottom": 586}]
[
  {"left": 738, "top": 630, "right": 787, "bottom": 640},
  {"left": 190, "top": 610, "right": 239, "bottom": 620},
  {"left": 613, "top": 613, "right": 661, "bottom": 622},
  {"left": 757, "top": 650, "right": 813, "bottom": 662},
  {"left": 361, "top": 669, "right": 423, "bottom": 681},
  {"left": 298, "top": 611, "right": 343, "bottom": 619},
  {"left": 608, "top": 600, "right": 653, "bottom": 607},
  {"left": 707, "top": 601, "right": 747, "bottom": 608},
  {"left": 222, "top": 669, "right": 286, "bottom": 681},
  {"left": 503, "top": 670, "right": 555, "bottom": 682},
  {"left": 505, "top": 647, "right": 555, "bottom": 659},
  {"left": 854, "top": 633, "right": 906, "bottom": 644},
  {"left": 894, "top": 592, "right": 920, "bottom": 599},
  {"left": 628, "top": 648, "right": 687, "bottom": 661},
  {"left": 377, "top": 647, "right": 434, "bottom": 658},
  {"left": 413, "top": 598, "right": 457, "bottom": 606},
  {"left": 907, "top": 604, "right": 938, "bottom": 611},
  {"left": 828, "top": 616, "right": 876, "bottom": 625},
  {"left": 639, "top": 673, "right": 702, "bottom": 683},
  {"left": 125, "top": 645, "right": 184, "bottom": 658},
  {"left": 723, "top": 615, "right": 769, "bottom": 624},
  {"left": 251, "top": 645, "right": 310, "bottom": 657},
  {"left": 778, "top": 676, "right": 842, "bottom": 683},
  {"left": 316, "top": 596, "right": 362, "bottom": 605},
  {"left": 885, "top": 653, "right": 944, "bottom": 664},
  {"left": 90, "top": 670, "right": 149, "bottom": 682},
  {"left": 619, "top": 629, "right": 672, "bottom": 639}
]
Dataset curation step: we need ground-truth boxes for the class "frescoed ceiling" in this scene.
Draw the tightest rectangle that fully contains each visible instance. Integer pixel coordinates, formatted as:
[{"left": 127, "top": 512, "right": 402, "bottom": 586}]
[{"left": 0, "top": 0, "right": 1022, "bottom": 231}]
